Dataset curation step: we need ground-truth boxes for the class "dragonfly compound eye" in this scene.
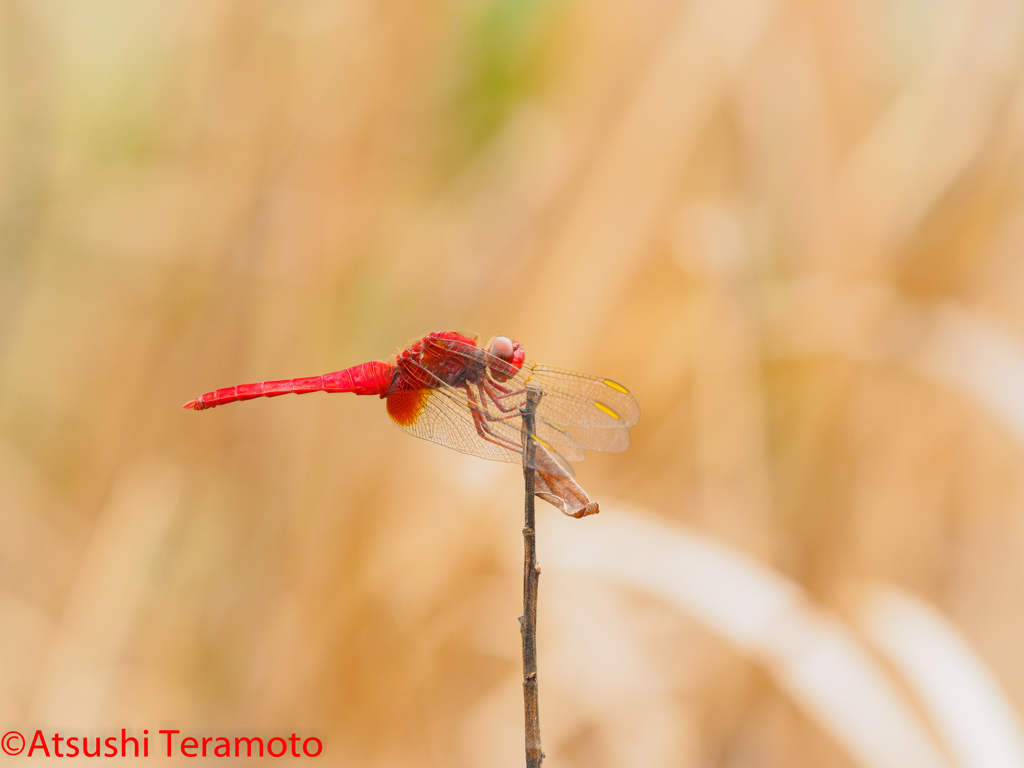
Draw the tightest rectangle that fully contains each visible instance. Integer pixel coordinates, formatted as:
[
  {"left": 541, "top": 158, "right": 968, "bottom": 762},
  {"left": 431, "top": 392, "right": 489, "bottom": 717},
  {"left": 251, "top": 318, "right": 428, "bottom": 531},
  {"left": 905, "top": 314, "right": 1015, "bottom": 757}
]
[
  {"left": 488, "top": 336, "right": 523, "bottom": 382},
  {"left": 489, "top": 336, "right": 514, "bottom": 361}
]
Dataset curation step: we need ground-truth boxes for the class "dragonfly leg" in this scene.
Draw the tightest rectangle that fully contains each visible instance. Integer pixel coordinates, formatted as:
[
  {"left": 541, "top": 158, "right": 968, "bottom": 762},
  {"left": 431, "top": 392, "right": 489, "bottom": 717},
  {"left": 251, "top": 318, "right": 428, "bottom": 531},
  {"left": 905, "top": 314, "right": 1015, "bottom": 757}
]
[
  {"left": 464, "top": 384, "right": 524, "bottom": 452},
  {"left": 488, "top": 379, "right": 513, "bottom": 395},
  {"left": 478, "top": 382, "right": 522, "bottom": 418},
  {"left": 471, "top": 407, "right": 523, "bottom": 452},
  {"left": 482, "top": 379, "right": 526, "bottom": 412},
  {"left": 486, "top": 379, "right": 526, "bottom": 399},
  {"left": 465, "top": 381, "right": 519, "bottom": 423}
]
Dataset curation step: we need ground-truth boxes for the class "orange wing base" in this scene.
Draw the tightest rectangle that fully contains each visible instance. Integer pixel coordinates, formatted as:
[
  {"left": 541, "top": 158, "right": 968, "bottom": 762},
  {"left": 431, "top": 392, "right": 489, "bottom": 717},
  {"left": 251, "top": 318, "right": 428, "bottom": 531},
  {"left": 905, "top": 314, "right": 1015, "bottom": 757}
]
[{"left": 387, "top": 389, "right": 429, "bottom": 426}]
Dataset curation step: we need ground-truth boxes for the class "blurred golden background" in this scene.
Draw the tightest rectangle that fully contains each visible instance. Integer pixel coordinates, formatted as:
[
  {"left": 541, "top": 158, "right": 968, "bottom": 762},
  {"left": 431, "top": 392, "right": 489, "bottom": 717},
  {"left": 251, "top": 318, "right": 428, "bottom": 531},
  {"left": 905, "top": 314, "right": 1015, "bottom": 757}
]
[{"left": 3, "top": 0, "right": 1024, "bottom": 765}]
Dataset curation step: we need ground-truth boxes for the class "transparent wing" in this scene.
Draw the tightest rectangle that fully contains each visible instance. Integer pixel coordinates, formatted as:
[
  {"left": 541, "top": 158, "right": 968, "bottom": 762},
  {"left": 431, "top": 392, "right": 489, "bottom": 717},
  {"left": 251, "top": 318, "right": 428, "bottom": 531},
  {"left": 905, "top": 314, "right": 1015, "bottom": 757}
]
[
  {"left": 419, "top": 336, "right": 639, "bottom": 453},
  {"left": 523, "top": 365, "right": 641, "bottom": 426},
  {"left": 386, "top": 362, "right": 577, "bottom": 477}
]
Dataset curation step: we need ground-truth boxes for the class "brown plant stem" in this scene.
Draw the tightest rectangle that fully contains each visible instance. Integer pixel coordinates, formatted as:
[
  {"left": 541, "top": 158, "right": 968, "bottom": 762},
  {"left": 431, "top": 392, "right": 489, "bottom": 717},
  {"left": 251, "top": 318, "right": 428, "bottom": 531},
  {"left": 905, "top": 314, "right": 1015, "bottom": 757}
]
[{"left": 520, "top": 388, "right": 544, "bottom": 768}]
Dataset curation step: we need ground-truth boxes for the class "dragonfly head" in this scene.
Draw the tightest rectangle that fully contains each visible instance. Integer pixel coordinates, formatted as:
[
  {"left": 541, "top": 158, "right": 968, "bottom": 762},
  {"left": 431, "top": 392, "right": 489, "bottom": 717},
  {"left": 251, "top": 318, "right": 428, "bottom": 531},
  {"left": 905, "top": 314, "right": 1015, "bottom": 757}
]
[{"left": 487, "top": 336, "right": 525, "bottom": 382}]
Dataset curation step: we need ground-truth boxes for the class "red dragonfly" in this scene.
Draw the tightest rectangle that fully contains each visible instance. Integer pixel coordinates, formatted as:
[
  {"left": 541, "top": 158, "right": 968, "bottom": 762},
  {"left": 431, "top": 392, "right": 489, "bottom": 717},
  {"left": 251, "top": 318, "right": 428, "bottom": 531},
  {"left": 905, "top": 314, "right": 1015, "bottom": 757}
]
[{"left": 184, "top": 331, "right": 639, "bottom": 514}]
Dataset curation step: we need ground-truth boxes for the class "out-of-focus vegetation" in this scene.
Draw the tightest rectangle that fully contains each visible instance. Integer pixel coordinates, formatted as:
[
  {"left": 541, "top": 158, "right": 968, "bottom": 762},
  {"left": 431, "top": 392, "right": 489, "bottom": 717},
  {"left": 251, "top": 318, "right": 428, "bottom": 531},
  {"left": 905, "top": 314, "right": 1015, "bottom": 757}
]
[{"left": 3, "top": 1, "right": 1024, "bottom": 766}]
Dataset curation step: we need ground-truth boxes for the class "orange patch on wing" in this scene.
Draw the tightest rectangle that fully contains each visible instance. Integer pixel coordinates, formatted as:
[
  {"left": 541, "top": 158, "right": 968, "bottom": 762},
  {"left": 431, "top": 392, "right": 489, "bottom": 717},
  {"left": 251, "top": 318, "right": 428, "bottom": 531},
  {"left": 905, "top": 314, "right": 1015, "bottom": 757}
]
[{"left": 386, "top": 389, "right": 429, "bottom": 426}]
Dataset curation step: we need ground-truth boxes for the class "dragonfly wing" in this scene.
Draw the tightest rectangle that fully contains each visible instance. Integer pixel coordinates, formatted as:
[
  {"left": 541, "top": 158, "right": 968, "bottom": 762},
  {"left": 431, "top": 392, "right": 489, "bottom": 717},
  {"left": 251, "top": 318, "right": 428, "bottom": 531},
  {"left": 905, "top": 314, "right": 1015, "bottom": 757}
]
[
  {"left": 539, "top": 416, "right": 630, "bottom": 453},
  {"left": 533, "top": 415, "right": 587, "bottom": 459},
  {"left": 386, "top": 377, "right": 577, "bottom": 477},
  {"left": 387, "top": 386, "right": 518, "bottom": 463},
  {"left": 416, "top": 336, "right": 636, "bottom": 454},
  {"left": 524, "top": 365, "right": 640, "bottom": 426}
]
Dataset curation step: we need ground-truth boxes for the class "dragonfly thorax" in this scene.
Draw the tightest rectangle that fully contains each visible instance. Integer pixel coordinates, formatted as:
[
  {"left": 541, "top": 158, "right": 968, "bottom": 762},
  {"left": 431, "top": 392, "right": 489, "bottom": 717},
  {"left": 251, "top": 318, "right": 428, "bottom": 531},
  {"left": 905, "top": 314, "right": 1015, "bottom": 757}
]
[{"left": 395, "top": 331, "right": 490, "bottom": 390}]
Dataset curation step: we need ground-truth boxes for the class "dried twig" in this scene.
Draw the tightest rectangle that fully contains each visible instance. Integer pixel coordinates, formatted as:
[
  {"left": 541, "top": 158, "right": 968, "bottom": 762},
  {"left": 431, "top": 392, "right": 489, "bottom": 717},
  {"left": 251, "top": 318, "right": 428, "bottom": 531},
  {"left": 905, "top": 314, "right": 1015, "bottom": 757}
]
[{"left": 520, "top": 388, "right": 544, "bottom": 768}]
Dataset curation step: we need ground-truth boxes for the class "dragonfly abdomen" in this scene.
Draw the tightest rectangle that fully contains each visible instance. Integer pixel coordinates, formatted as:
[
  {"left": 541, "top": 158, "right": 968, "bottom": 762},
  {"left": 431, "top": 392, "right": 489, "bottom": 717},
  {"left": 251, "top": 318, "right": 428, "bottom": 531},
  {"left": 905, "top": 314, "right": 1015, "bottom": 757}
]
[
  {"left": 322, "top": 361, "right": 397, "bottom": 395},
  {"left": 183, "top": 361, "right": 397, "bottom": 411}
]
